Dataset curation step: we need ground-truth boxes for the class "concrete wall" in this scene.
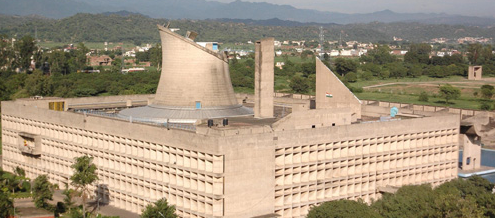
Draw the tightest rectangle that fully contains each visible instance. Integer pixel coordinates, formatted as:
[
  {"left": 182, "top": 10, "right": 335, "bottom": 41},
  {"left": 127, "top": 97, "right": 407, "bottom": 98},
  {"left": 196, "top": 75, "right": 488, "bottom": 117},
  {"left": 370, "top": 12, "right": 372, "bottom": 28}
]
[
  {"left": 362, "top": 100, "right": 494, "bottom": 118},
  {"left": 460, "top": 134, "right": 481, "bottom": 170},
  {"left": 273, "top": 108, "right": 351, "bottom": 131},
  {"left": 468, "top": 66, "right": 483, "bottom": 81},
  {"left": 154, "top": 25, "right": 238, "bottom": 108},
  {"left": 1, "top": 99, "right": 277, "bottom": 218},
  {"left": 1, "top": 100, "right": 226, "bottom": 217},
  {"left": 12, "top": 94, "right": 154, "bottom": 110},
  {"left": 271, "top": 114, "right": 459, "bottom": 217},
  {"left": 254, "top": 38, "right": 275, "bottom": 118},
  {"left": 2, "top": 96, "right": 460, "bottom": 218},
  {"left": 315, "top": 58, "right": 361, "bottom": 121}
]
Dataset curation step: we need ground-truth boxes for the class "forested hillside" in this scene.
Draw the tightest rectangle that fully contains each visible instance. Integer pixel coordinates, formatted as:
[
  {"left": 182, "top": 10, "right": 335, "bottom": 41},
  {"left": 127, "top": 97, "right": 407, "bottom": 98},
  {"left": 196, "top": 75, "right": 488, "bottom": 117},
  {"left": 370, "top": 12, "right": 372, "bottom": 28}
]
[{"left": 0, "top": 13, "right": 494, "bottom": 44}]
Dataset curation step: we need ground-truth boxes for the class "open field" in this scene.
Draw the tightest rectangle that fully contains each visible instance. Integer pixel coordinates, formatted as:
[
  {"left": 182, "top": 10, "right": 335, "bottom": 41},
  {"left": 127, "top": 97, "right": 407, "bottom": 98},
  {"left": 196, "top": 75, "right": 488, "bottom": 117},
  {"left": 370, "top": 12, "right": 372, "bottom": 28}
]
[
  {"left": 355, "top": 92, "right": 486, "bottom": 110},
  {"left": 354, "top": 76, "right": 495, "bottom": 110}
]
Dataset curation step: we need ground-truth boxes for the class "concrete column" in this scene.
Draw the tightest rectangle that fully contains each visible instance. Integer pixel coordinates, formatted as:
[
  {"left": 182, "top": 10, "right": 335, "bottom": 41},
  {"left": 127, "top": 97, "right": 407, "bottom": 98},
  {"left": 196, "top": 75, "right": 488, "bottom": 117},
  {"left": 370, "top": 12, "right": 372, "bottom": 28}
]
[{"left": 254, "top": 38, "right": 274, "bottom": 118}]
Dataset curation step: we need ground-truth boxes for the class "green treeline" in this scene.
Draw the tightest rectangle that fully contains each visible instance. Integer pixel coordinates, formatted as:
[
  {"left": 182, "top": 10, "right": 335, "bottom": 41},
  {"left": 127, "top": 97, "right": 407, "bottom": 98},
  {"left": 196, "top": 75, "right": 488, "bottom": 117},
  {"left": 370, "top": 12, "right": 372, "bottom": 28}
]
[
  {"left": 1, "top": 14, "right": 495, "bottom": 44},
  {"left": 1, "top": 34, "right": 494, "bottom": 110},
  {"left": 307, "top": 176, "right": 495, "bottom": 218},
  {"left": 229, "top": 43, "right": 495, "bottom": 96}
]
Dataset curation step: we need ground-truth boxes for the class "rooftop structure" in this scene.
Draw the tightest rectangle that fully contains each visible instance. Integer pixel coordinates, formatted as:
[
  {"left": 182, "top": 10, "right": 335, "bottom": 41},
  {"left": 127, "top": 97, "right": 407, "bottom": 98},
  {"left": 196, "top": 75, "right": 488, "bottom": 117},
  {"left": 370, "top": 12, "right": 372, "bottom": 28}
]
[
  {"left": 119, "top": 25, "right": 252, "bottom": 122},
  {"left": 1, "top": 25, "right": 460, "bottom": 218}
]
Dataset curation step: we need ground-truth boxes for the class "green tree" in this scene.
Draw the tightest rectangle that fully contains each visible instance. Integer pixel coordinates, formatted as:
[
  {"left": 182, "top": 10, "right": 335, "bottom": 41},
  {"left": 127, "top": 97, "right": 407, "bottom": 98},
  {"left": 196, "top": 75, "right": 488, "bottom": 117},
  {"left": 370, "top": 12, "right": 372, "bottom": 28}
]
[
  {"left": 372, "top": 184, "right": 435, "bottom": 218},
  {"left": 68, "top": 43, "right": 89, "bottom": 73},
  {"left": 300, "top": 61, "right": 316, "bottom": 77},
  {"left": 71, "top": 156, "right": 98, "bottom": 218},
  {"left": 418, "top": 91, "right": 429, "bottom": 102},
  {"left": 24, "top": 70, "right": 54, "bottom": 96},
  {"left": 467, "top": 43, "right": 483, "bottom": 64},
  {"left": 14, "top": 35, "right": 37, "bottom": 71},
  {"left": 33, "top": 175, "right": 54, "bottom": 210},
  {"left": 141, "top": 198, "right": 177, "bottom": 218},
  {"left": 344, "top": 72, "right": 357, "bottom": 83},
  {"left": 307, "top": 199, "right": 380, "bottom": 218},
  {"left": 62, "top": 183, "right": 77, "bottom": 214},
  {"left": 149, "top": 44, "right": 162, "bottom": 70},
  {"left": 289, "top": 74, "right": 310, "bottom": 93},
  {"left": 404, "top": 43, "right": 431, "bottom": 64},
  {"left": 0, "top": 191, "right": 14, "bottom": 218},
  {"left": 407, "top": 64, "right": 422, "bottom": 78},
  {"left": 47, "top": 50, "right": 70, "bottom": 75},
  {"left": 334, "top": 58, "right": 357, "bottom": 76},
  {"left": 0, "top": 34, "right": 15, "bottom": 71},
  {"left": 438, "top": 84, "right": 461, "bottom": 104},
  {"left": 432, "top": 188, "right": 483, "bottom": 218},
  {"left": 387, "top": 62, "right": 407, "bottom": 79},
  {"left": 479, "top": 101, "right": 491, "bottom": 111},
  {"left": 300, "top": 50, "right": 314, "bottom": 60},
  {"left": 0, "top": 80, "right": 8, "bottom": 101},
  {"left": 361, "top": 44, "right": 396, "bottom": 64},
  {"left": 434, "top": 177, "right": 493, "bottom": 217},
  {"left": 14, "top": 166, "right": 25, "bottom": 178},
  {"left": 361, "top": 63, "right": 382, "bottom": 77},
  {"left": 480, "top": 84, "right": 494, "bottom": 100}
]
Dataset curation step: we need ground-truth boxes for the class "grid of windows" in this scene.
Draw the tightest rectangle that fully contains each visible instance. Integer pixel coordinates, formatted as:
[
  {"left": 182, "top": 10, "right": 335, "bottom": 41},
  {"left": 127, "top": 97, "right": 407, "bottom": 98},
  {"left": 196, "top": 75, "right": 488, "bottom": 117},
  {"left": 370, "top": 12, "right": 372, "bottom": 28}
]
[
  {"left": 1, "top": 115, "right": 224, "bottom": 217},
  {"left": 273, "top": 129, "right": 459, "bottom": 217}
]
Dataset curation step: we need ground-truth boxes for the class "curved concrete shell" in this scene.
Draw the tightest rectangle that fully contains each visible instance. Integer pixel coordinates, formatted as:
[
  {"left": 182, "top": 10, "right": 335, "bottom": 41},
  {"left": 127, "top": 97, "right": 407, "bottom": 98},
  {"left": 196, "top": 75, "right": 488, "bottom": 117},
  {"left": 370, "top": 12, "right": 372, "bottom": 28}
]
[
  {"left": 154, "top": 25, "right": 238, "bottom": 107},
  {"left": 119, "top": 25, "right": 253, "bottom": 121}
]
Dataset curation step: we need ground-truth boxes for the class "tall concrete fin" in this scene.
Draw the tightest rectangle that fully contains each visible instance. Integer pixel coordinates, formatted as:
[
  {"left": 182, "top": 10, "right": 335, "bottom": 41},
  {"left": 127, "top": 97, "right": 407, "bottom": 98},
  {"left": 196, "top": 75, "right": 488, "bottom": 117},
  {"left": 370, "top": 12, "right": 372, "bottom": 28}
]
[
  {"left": 154, "top": 25, "right": 238, "bottom": 108},
  {"left": 254, "top": 38, "right": 274, "bottom": 118},
  {"left": 315, "top": 57, "right": 361, "bottom": 120}
]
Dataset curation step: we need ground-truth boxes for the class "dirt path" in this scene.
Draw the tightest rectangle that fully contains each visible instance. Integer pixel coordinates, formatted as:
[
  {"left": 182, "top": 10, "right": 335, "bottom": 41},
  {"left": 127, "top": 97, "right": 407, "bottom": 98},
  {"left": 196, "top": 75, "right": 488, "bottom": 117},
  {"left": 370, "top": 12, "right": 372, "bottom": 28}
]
[{"left": 363, "top": 80, "right": 495, "bottom": 89}]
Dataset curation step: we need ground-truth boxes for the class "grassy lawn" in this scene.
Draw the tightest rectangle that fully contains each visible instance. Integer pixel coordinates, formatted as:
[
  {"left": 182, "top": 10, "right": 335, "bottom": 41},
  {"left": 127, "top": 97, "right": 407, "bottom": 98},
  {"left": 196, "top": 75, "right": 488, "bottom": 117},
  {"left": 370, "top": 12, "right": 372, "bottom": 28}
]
[
  {"left": 352, "top": 76, "right": 468, "bottom": 88},
  {"left": 355, "top": 92, "right": 489, "bottom": 110}
]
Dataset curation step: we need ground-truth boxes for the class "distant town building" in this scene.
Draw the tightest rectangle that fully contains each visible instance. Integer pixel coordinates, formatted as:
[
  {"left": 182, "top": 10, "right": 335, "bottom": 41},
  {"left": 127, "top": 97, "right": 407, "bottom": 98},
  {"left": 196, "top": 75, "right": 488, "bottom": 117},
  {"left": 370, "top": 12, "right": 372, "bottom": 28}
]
[
  {"left": 197, "top": 42, "right": 219, "bottom": 51},
  {"left": 89, "top": 55, "right": 113, "bottom": 66}
]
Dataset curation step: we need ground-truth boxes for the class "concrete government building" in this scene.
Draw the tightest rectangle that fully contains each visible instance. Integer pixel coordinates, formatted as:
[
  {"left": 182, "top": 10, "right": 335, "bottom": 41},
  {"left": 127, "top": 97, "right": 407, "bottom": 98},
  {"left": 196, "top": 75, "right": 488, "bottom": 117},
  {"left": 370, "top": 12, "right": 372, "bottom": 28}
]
[{"left": 2, "top": 25, "right": 460, "bottom": 218}]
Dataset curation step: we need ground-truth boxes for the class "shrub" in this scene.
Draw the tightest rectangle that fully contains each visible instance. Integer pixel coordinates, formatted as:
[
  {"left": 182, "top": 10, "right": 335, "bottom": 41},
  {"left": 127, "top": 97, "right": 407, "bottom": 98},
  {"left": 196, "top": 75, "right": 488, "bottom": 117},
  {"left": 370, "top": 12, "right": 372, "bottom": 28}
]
[{"left": 418, "top": 91, "right": 429, "bottom": 102}]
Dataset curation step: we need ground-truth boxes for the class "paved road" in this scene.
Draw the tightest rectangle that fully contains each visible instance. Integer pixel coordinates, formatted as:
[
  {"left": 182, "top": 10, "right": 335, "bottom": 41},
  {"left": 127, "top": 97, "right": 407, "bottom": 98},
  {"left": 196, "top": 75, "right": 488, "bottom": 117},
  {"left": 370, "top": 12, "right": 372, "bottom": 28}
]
[
  {"left": 51, "top": 190, "right": 140, "bottom": 218},
  {"left": 15, "top": 190, "right": 139, "bottom": 218}
]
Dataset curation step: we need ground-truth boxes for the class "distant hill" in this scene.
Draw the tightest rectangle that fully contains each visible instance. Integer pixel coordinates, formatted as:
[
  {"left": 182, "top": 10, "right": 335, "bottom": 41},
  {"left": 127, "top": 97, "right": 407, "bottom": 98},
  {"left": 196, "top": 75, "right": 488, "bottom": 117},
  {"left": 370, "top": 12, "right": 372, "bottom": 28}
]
[
  {"left": 0, "top": 14, "right": 494, "bottom": 45},
  {"left": 101, "top": 10, "right": 149, "bottom": 18},
  {"left": 1, "top": 0, "right": 495, "bottom": 27}
]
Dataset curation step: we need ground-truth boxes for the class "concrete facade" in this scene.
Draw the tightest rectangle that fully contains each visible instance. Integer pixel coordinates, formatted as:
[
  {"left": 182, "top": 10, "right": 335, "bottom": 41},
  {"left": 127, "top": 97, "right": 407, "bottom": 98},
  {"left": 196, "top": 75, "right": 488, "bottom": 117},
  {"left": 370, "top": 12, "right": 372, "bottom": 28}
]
[
  {"left": 153, "top": 25, "right": 237, "bottom": 108},
  {"left": 468, "top": 66, "right": 482, "bottom": 80},
  {"left": 1, "top": 96, "right": 459, "bottom": 218},
  {"left": 315, "top": 58, "right": 361, "bottom": 121},
  {"left": 459, "top": 134, "right": 481, "bottom": 170},
  {"left": 254, "top": 38, "right": 275, "bottom": 118}
]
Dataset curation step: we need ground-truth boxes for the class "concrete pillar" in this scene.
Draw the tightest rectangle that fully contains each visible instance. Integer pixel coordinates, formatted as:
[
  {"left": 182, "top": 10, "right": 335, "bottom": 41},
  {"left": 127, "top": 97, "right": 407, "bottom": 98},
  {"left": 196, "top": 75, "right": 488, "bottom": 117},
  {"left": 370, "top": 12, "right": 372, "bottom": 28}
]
[{"left": 254, "top": 38, "right": 274, "bottom": 118}]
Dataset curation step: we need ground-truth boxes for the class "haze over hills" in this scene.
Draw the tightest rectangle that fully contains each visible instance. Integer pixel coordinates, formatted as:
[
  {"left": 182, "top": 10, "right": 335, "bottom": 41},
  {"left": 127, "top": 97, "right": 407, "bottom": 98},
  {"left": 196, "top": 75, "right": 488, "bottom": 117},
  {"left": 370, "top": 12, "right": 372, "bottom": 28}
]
[
  {"left": 0, "top": 13, "right": 494, "bottom": 44},
  {"left": 0, "top": 0, "right": 495, "bottom": 26}
]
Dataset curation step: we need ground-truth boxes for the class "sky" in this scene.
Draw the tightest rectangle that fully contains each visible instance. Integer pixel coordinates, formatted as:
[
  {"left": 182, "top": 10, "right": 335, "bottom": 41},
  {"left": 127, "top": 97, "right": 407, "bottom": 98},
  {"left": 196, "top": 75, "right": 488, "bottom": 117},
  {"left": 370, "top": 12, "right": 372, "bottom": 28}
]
[{"left": 214, "top": 0, "right": 495, "bottom": 17}]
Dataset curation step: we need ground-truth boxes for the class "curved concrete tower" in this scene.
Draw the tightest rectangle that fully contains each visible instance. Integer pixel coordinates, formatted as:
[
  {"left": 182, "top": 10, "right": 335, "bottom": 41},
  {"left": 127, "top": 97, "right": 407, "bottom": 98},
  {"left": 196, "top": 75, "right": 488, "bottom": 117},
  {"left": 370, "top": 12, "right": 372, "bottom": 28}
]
[{"left": 119, "top": 25, "right": 253, "bottom": 121}]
